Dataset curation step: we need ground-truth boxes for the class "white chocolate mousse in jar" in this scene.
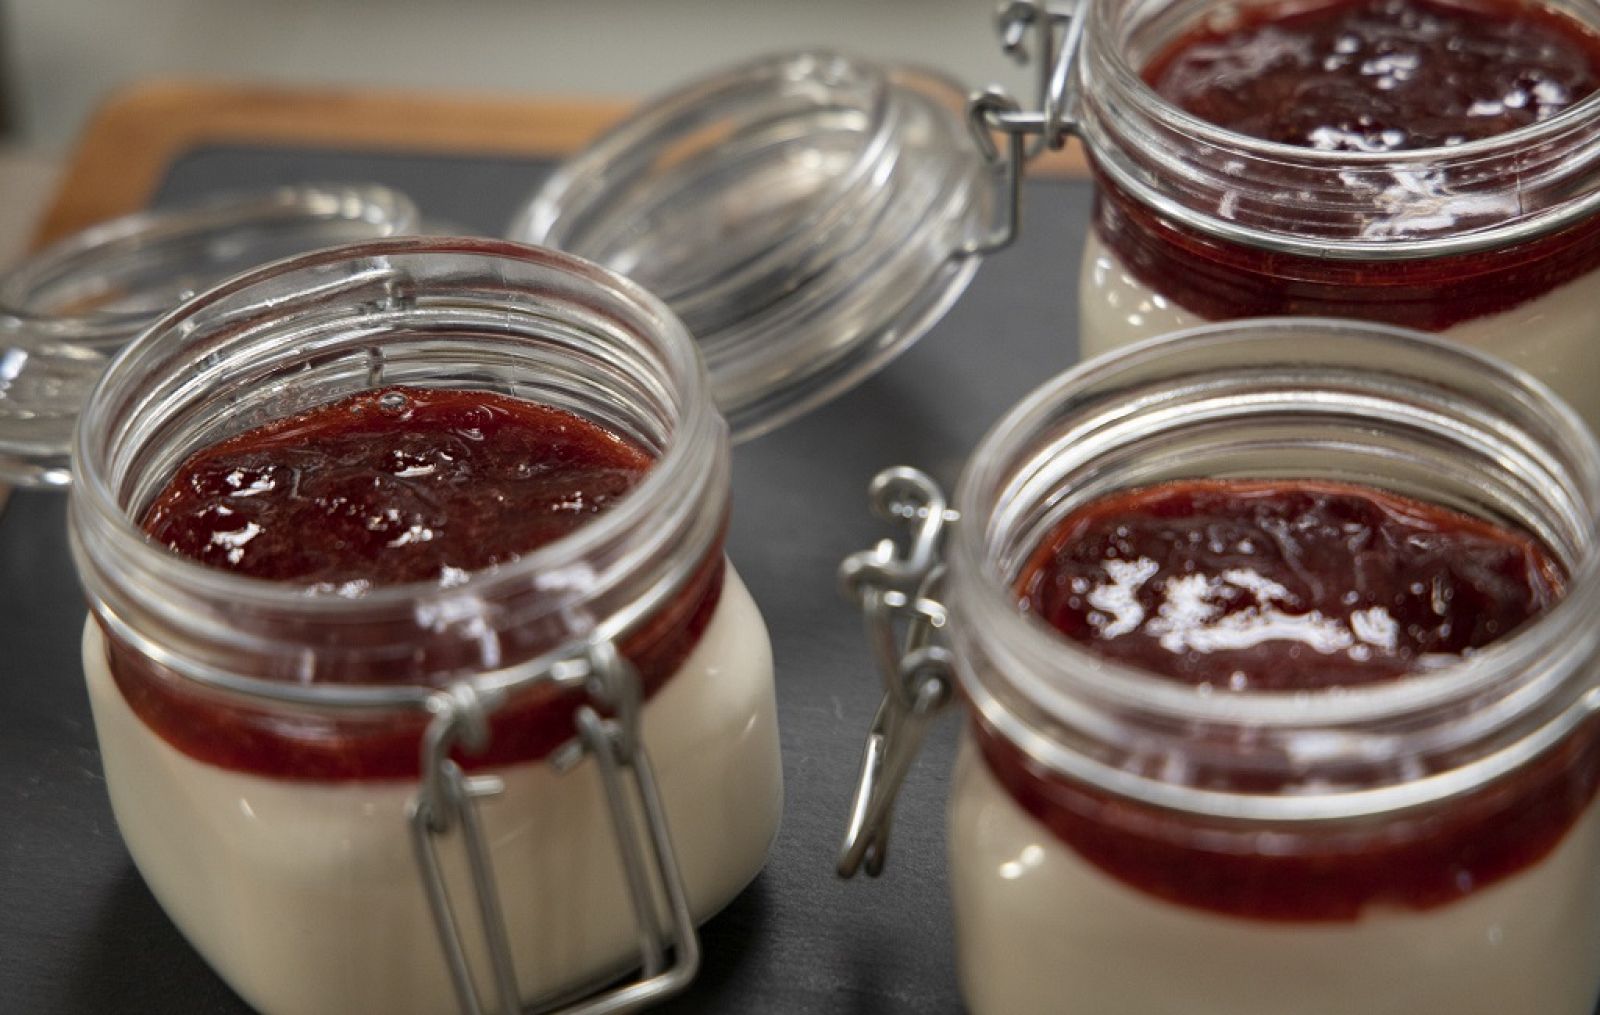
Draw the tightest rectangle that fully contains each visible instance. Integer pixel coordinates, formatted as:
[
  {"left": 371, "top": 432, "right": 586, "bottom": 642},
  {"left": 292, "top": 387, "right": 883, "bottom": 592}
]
[
  {"left": 838, "top": 320, "right": 1600, "bottom": 1014},
  {"left": 951, "top": 479, "right": 1598, "bottom": 1015},
  {"left": 68, "top": 240, "right": 783, "bottom": 1015},
  {"left": 1073, "top": 0, "right": 1600, "bottom": 430}
]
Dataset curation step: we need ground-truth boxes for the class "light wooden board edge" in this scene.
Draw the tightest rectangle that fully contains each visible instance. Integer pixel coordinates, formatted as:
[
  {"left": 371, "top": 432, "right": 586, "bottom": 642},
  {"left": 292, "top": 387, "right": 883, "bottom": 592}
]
[
  {"left": 31, "top": 81, "right": 633, "bottom": 247},
  {"left": 31, "top": 78, "right": 1089, "bottom": 249}
]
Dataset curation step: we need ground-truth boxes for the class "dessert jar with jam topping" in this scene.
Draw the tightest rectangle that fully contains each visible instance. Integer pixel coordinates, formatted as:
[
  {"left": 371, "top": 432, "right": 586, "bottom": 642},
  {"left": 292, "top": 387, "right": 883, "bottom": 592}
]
[
  {"left": 1061, "top": 0, "right": 1600, "bottom": 429},
  {"left": 68, "top": 238, "right": 783, "bottom": 1015},
  {"left": 836, "top": 319, "right": 1600, "bottom": 1014}
]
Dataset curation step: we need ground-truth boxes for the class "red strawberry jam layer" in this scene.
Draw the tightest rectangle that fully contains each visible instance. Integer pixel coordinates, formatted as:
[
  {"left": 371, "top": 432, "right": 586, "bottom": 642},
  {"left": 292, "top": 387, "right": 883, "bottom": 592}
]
[
  {"left": 982, "top": 478, "right": 1588, "bottom": 920},
  {"left": 1092, "top": 0, "right": 1600, "bottom": 327},
  {"left": 1016, "top": 480, "right": 1563, "bottom": 687},
  {"left": 108, "top": 386, "right": 724, "bottom": 780},
  {"left": 1147, "top": 0, "right": 1600, "bottom": 153},
  {"left": 141, "top": 387, "right": 656, "bottom": 585}
]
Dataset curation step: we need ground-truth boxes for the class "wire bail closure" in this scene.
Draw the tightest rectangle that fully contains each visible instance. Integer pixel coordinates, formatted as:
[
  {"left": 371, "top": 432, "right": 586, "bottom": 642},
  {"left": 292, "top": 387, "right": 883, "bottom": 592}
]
[
  {"left": 837, "top": 468, "right": 959, "bottom": 878},
  {"left": 408, "top": 642, "right": 701, "bottom": 1014},
  {"left": 963, "top": 0, "right": 1087, "bottom": 255}
]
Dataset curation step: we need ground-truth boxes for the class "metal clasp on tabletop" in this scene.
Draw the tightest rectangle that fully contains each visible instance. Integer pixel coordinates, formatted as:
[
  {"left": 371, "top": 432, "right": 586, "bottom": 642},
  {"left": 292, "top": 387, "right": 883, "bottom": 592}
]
[
  {"left": 836, "top": 468, "right": 959, "bottom": 878},
  {"left": 409, "top": 642, "right": 699, "bottom": 1014},
  {"left": 964, "top": 0, "right": 1088, "bottom": 255}
]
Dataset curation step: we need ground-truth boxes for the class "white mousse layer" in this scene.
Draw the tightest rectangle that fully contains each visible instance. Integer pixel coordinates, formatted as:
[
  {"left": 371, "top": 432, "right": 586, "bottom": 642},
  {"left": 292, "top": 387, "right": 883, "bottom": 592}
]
[
  {"left": 85, "top": 566, "right": 782, "bottom": 1015},
  {"left": 949, "top": 732, "right": 1600, "bottom": 1015},
  {"left": 1078, "top": 228, "right": 1600, "bottom": 431}
]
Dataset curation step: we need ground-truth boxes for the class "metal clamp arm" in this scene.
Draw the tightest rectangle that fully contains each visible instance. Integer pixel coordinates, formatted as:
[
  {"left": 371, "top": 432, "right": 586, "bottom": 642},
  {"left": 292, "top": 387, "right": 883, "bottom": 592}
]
[
  {"left": 837, "top": 468, "right": 958, "bottom": 878},
  {"left": 409, "top": 641, "right": 699, "bottom": 1014},
  {"left": 963, "top": 0, "right": 1088, "bottom": 255}
]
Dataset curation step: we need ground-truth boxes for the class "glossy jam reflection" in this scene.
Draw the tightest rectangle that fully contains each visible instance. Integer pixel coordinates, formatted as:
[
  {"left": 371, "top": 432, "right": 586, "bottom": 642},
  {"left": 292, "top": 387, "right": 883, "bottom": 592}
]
[
  {"left": 988, "top": 479, "right": 1587, "bottom": 920},
  {"left": 141, "top": 386, "right": 653, "bottom": 587},
  {"left": 1016, "top": 479, "right": 1564, "bottom": 689},
  {"left": 115, "top": 385, "right": 724, "bottom": 779},
  {"left": 1146, "top": 0, "right": 1600, "bottom": 152}
]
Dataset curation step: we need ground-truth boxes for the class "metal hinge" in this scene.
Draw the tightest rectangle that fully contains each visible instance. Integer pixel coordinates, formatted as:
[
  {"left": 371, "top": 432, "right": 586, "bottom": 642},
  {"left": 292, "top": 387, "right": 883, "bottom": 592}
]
[
  {"left": 836, "top": 468, "right": 959, "bottom": 878},
  {"left": 409, "top": 641, "right": 698, "bottom": 1014},
  {"left": 963, "top": 0, "right": 1088, "bottom": 255}
]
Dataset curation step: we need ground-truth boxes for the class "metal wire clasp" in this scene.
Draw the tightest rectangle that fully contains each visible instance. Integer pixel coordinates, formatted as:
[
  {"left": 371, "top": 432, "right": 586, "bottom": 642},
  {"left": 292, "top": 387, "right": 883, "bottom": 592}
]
[
  {"left": 408, "top": 642, "right": 700, "bottom": 1015},
  {"left": 963, "top": 0, "right": 1088, "bottom": 255},
  {"left": 837, "top": 468, "right": 959, "bottom": 878}
]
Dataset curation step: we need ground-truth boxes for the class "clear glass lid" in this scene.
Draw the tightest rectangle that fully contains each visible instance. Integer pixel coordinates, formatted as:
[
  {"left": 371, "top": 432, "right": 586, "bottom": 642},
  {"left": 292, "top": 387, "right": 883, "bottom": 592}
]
[
  {"left": 0, "top": 184, "right": 418, "bottom": 488},
  {"left": 508, "top": 50, "right": 996, "bottom": 442}
]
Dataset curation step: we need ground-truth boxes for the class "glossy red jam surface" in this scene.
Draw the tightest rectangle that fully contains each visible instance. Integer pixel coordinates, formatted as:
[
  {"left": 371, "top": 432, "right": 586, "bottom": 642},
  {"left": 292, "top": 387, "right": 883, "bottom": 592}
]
[
  {"left": 982, "top": 479, "right": 1591, "bottom": 920},
  {"left": 1147, "top": 0, "right": 1600, "bottom": 152},
  {"left": 1016, "top": 479, "right": 1563, "bottom": 688},
  {"left": 1093, "top": 0, "right": 1600, "bottom": 327},
  {"left": 109, "top": 386, "right": 725, "bottom": 780},
  {"left": 142, "top": 387, "right": 654, "bottom": 585}
]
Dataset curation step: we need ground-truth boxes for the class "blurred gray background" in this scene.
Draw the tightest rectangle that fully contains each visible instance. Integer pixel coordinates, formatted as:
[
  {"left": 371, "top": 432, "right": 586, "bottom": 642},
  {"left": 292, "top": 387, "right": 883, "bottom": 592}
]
[
  {"left": 0, "top": 0, "right": 1029, "bottom": 259},
  {"left": 0, "top": 0, "right": 1022, "bottom": 146}
]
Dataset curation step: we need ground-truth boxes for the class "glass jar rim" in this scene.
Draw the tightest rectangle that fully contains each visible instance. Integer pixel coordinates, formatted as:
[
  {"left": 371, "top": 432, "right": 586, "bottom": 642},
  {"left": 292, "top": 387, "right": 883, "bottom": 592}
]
[
  {"left": 1087, "top": 0, "right": 1600, "bottom": 168},
  {"left": 71, "top": 236, "right": 724, "bottom": 643},
  {"left": 1078, "top": 0, "right": 1600, "bottom": 258},
  {"left": 949, "top": 317, "right": 1600, "bottom": 821}
]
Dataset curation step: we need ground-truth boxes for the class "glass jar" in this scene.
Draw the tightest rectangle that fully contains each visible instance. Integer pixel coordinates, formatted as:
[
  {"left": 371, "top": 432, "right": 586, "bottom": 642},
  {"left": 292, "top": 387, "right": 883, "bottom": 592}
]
[
  {"left": 68, "top": 238, "right": 783, "bottom": 1015},
  {"left": 837, "top": 319, "right": 1600, "bottom": 1014},
  {"left": 1067, "top": 0, "right": 1600, "bottom": 431}
]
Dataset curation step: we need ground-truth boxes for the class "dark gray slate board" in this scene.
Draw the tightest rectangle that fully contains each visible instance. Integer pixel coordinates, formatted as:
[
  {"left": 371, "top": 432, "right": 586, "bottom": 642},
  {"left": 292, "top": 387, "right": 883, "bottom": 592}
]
[{"left": 0, "top": 142, "right": 1083, "bottom": 1014}]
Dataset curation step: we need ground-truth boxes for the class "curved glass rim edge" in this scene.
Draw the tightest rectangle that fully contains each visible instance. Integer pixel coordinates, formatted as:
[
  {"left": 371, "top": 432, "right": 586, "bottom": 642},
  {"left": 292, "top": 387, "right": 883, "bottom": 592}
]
[
  {"left": 948, "top": 317, "right": 1600, "bottom": 819},
  {"left": 69, "top": 236, "right": 723, "bottom": 620},
  {"left": 1078, "top": 0, "right": 1600, "bottom": 258}
]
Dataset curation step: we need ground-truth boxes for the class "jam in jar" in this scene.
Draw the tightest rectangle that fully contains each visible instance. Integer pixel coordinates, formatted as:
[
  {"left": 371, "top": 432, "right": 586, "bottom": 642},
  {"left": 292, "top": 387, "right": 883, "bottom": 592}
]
[
  {"left": 70, "top": 240, "right": 783, "bottom": 1015},
  {"left": 1073, "top": 0, "right": 1600, "bottom": 430},
  {"left": 839, "top": 319, "right": 1600, "bottom": 1014}
]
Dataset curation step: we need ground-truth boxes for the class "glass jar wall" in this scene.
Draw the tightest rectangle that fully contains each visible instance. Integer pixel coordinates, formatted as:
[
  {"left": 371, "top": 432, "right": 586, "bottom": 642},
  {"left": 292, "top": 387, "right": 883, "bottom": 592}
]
[
  {"left": 844, "top": 319, "right": 1600, "bottom": 1014},
  {"left": 68, "top": 238, "right": 783, "bottom": 1015},
  {"left": 1072, "top": 0, "right": 1600, "bottom": 430}
]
